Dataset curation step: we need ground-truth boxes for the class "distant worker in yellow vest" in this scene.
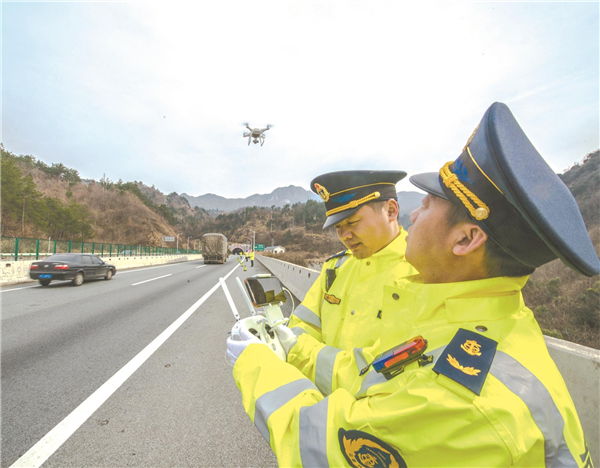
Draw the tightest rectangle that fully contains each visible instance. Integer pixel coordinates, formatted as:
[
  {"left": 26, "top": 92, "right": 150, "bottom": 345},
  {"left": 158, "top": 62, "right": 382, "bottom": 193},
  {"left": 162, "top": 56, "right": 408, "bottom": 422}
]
[
  {"left": 229, "top": 102, "right": 599, "bottom": 466},
  {"left": 249, "top": 250, "right": 255, "bottom": 267}
]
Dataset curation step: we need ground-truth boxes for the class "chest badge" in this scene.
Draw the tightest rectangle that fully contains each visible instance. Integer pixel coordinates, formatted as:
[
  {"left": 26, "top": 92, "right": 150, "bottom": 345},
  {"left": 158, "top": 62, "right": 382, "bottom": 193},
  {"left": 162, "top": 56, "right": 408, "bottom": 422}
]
[{"left": 324, "top": 293, "right": 341, "bottom": 305}]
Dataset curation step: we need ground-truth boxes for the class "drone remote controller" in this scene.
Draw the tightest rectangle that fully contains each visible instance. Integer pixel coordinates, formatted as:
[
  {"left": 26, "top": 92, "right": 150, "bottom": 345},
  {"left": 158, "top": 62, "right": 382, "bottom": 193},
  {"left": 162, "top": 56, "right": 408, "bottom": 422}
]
[{"left": 220, "top": 277, "right": 287, "bottom": 361}]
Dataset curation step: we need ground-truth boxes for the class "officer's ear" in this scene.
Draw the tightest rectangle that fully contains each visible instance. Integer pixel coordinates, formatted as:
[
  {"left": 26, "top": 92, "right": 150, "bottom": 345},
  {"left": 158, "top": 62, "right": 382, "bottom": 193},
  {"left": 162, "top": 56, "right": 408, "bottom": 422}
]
[
  {"left": 385, "top": 199, "right": 400, "bottom": 222},
  {"left": 451, "top": 223, "right": 488, "bottom": 257}
]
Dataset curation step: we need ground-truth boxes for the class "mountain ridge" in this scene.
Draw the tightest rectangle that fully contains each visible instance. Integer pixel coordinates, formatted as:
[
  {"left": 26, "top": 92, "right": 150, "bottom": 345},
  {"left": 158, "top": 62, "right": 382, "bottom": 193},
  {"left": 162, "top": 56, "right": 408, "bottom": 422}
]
[{"left": 182, "top": 185, "right": 425, "bottom": 214}]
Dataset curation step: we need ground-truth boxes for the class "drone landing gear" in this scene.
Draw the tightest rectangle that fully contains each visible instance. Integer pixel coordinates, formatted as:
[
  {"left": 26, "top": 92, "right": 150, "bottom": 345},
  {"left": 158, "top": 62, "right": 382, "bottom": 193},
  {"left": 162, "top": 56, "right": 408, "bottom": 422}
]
[
  {"left": 248, "top": 137, "right": 251, "bottom": 146},
  {"left": 260, "top": 136, "right": 265, "bottom": 146}
]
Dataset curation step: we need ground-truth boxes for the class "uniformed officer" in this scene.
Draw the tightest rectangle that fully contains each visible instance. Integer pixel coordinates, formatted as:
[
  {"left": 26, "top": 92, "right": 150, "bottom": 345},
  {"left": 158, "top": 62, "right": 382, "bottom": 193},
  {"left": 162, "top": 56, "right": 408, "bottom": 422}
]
[
  {"left": 226, "top": 170, "right": 418, "bottom": 390},
  {"left": 229, "top": 103, "right": 598, "bottom": 466},
  {"left": 249, "top": 250, "right": 255, "bottom": 267}
]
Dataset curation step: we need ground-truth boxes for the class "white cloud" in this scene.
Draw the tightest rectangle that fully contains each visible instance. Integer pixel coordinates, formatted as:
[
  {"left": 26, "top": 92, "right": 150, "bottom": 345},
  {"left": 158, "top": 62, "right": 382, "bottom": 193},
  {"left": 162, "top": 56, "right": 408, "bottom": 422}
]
[{"left": 3, "top": 1, "right": 598, "bottom": 197}]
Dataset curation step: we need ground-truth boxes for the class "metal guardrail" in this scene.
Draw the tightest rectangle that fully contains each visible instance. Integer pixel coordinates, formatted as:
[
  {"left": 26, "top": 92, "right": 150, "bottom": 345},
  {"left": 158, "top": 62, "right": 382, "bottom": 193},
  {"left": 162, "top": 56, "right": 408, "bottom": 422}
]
[{"left": 1, "top": 237, "right": 201, "bottom": 261}]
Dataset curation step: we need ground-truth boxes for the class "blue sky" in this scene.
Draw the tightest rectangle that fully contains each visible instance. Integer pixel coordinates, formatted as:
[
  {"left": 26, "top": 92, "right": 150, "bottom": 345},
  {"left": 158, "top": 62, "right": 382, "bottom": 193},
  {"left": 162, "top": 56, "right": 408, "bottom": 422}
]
[{"left": 2, "top": 2, "right": 598, "bottom": 198}]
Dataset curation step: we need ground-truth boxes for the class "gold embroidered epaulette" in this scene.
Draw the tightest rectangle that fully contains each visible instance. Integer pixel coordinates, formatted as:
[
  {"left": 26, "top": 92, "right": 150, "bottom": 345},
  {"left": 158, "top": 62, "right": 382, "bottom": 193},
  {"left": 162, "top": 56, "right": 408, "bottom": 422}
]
[{"left": 433, "top": 328, "right": 497, "bottom": 395}]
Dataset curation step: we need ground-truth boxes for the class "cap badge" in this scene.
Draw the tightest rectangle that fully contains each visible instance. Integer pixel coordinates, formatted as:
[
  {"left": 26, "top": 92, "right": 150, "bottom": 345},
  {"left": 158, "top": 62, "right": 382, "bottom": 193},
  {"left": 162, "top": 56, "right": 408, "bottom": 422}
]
[
  {"left": 314, "top": 183, "right": 330, "bottom": 202},
  {"left": 463, "top": 123, "right": 480, "bottom": 152}
]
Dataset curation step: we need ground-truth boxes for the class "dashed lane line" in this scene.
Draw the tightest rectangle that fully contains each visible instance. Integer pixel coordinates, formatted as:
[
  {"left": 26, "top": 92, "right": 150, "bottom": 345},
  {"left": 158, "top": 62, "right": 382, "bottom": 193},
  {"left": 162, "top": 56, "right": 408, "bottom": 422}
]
[
  {"left": 131, "top": 274, "right": 172, "bottom": 286},
  {"left": 10, "top": 262, "right": 240, "bottom": 468}
]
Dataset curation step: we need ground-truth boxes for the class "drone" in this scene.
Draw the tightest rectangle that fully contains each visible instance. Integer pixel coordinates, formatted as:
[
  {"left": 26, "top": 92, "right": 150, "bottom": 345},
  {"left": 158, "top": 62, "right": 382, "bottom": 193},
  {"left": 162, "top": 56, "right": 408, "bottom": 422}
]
[{"left": 243, "top": 123, "right": 272, "bottom": 146}]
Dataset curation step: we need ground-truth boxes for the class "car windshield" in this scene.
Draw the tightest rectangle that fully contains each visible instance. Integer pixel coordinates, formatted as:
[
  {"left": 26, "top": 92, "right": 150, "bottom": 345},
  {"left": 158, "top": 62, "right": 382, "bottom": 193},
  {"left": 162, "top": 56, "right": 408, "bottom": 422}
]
[{"left": 45, "top": 254, "right": 78, "bottom": 262}]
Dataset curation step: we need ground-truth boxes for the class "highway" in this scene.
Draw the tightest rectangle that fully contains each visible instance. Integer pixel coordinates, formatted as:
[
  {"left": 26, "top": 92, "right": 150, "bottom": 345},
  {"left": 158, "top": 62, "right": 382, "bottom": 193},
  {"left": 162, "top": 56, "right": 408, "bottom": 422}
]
[{"left": 1, "top": 257, "right": 290, "bottom": 467}]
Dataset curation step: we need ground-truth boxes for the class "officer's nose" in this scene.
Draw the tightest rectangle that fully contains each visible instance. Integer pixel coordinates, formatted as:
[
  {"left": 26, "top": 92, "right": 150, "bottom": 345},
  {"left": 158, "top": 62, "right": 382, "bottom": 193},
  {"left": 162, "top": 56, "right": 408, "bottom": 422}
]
[
  {"left": 409, "top": 206, "right": 421, "bottom": 225},
  {"left": 337, "top": 225, "right": 352, "bottom": 241}
]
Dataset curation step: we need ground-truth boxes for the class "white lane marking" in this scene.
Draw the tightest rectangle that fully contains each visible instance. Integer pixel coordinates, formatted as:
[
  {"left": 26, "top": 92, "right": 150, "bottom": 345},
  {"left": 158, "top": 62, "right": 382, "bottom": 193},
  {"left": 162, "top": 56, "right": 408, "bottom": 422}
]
[
  {"left": 10, "top": 262, "right": 240, "bottom": 468},
  {"left": 195, "top": 265, "right": 206, "bottom": 269},
  {"left": 1, "top": 285, "right": 40, "bottom": 293},
  {"left": 131, "top": 274, "right": 172, "bottom": 286}
]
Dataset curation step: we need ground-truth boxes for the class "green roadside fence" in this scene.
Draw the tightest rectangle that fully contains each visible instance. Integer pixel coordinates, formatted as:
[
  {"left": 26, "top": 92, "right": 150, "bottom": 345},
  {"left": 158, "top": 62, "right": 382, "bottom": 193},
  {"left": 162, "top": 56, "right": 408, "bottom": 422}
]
[{"left": 1, "top": 237, "right": 202, "bottom": 261}]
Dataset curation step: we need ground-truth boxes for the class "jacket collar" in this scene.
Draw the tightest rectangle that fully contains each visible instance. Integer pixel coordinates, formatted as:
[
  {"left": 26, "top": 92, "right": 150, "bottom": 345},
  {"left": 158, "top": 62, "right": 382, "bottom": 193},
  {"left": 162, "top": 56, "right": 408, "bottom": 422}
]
[
  {"left": 392, "top": 274, "right": 529, "bottom": 326},
  {"left": 349, "top": 227, "right": 407, "bottom": 263}
]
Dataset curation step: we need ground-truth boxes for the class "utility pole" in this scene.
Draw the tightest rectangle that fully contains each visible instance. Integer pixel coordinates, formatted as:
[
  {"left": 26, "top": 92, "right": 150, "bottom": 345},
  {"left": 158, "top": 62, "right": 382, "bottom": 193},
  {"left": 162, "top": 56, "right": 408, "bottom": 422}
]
[
  {"left": 249, "top": 229, "right": 256, "bottom": 251},
  {"left": 187, "top": 236, "right": 192, "bottom": 250},
  {"left": 176, "top": 233, "right": 183, "bottom": 251},
  {"left": 270, "top": 209, "right": 274, "bottom": 246}
]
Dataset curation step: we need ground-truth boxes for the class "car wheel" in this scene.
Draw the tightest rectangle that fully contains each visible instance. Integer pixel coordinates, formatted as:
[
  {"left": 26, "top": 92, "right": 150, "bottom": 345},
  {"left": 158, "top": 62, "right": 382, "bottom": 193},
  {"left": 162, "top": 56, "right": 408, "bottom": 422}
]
[
  {"left": 105, "top": 269, "right": 113, "bottom": 280},
  {"left": 73, "top": 272, "right": 84, "bottom": 287},
  {"left": 39, "top": 279, "right": 51, "bottom": 287}
]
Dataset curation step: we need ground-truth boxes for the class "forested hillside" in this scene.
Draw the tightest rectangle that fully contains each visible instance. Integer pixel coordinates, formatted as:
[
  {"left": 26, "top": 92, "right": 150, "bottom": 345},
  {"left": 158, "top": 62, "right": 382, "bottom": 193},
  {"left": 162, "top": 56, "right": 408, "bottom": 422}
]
[
  {"left": 1, "top": 144, "right": 598, "bottom": 347},
  {"left": 0, "top": 145, "right": 334, "bottom": 251}
]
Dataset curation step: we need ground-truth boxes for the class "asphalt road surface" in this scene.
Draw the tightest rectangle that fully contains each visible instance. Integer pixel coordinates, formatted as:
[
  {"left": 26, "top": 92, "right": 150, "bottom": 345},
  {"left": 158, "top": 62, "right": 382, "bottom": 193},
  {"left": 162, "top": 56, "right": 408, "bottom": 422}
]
[{"left": 2, "top": 257, "right": 297, "bottom": 467}]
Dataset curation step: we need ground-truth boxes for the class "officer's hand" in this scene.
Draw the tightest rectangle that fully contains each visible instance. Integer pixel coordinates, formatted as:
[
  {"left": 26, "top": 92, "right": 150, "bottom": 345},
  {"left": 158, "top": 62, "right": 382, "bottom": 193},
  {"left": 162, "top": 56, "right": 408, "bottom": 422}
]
[
  {"left": 226, "top": 323, "right": 266, "bottom": 366},
  {"left": 274, "top": 325, "right": 298, "bottom": 354}
]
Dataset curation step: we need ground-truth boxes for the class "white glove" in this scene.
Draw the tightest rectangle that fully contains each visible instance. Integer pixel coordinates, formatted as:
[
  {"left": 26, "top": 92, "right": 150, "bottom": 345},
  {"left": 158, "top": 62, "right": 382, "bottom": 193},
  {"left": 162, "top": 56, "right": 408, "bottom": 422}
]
[
  {"left": 226, "top": 322, "right": 266, "bottom": 366},
  {"left": 274, "top": 325, "right": 298, "bottom": 354}
]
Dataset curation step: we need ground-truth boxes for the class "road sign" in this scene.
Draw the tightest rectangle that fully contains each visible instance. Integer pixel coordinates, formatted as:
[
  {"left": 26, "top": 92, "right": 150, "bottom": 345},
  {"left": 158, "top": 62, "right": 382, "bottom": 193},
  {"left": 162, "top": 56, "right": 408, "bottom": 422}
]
[
  {"left": 254, "top": 244, "right": 265, "bottom": 251},
  {"left": 163, "top": 236, "right": 175, "bottom": 242}
]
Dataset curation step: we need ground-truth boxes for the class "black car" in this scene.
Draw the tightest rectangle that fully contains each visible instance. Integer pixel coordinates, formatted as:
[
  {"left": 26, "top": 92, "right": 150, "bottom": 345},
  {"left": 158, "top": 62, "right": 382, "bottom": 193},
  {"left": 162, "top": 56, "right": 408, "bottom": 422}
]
[{"left": 29, "top": 253, "right": 117, "bottom": 287}]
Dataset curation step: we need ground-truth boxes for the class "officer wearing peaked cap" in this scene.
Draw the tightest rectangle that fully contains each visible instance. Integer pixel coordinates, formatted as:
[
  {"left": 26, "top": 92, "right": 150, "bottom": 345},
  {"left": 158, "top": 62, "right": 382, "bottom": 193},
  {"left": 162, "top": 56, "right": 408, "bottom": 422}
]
[
  {"left": 226, "top": 170, "right": 417, "bottom": 380},
  {"left": 230, "top": 103, "right": 597, "bottom": 467},
  {"left": 312, "top": 170, "right": 407, "bottom": 229}
]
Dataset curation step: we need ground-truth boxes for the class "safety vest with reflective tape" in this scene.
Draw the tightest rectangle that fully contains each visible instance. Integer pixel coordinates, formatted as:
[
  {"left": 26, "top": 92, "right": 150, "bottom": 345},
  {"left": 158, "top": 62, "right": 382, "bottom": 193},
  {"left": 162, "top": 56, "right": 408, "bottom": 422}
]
[
  {"left": 233, "top": 275, "right": 591, "bottom": 467},
  {"left": 287, "top": 229, "right": 416, "bottom": 353}
]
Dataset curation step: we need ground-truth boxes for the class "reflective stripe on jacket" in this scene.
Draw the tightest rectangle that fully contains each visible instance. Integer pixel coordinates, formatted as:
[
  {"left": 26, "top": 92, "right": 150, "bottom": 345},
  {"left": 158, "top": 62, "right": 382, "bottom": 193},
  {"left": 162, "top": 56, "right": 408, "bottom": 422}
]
[{"left": 233, "top": 275, "right": 591, "bottom": 467}]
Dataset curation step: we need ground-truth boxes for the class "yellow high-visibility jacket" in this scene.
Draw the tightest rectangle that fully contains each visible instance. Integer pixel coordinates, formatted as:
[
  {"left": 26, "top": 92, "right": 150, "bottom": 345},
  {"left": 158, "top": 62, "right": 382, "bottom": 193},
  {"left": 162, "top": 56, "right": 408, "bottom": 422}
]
[
  {"left": 288, "top": 229, "right": 416, "bottom": 353},
  {"left": 233, "top": 276, "right": 592, "bottom": 467},
  {"left": 249, "top": 252, "right": 255, "bottom": 260}
]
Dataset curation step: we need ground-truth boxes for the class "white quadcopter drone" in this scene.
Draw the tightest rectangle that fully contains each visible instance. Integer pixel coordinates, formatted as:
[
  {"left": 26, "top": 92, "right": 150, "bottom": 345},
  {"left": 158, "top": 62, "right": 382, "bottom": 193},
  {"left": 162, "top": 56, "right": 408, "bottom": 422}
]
[{"left": 242, "top": 123, "right": 272, "bottom": 146}]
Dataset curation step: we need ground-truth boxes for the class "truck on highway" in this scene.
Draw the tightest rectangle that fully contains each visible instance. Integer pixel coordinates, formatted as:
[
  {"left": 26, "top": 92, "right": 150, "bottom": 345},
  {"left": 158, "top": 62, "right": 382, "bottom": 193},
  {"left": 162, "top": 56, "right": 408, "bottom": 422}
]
[{"left": 202, "top": 233, "right": 228, "bottom": 264}]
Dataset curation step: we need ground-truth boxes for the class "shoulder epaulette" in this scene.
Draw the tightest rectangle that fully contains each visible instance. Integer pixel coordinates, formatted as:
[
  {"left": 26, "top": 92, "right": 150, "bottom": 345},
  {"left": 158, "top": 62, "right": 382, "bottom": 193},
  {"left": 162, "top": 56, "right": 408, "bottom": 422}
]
[
  {"left": 433, "top": 328, "right": 497, "bottom": 396},
  {"left": 325, "top": 250, "right": 350, "bottom": 263}
]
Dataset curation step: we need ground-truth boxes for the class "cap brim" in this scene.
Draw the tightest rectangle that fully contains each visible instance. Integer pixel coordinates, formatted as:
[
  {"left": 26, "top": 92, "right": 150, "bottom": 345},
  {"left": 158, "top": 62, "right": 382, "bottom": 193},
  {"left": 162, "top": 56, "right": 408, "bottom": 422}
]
[
  {"left": 409, "top": 173, "right": 448, "bottom": 200},
  {"left": 322, "top": 206, "right": 362, "bottom": 229}
]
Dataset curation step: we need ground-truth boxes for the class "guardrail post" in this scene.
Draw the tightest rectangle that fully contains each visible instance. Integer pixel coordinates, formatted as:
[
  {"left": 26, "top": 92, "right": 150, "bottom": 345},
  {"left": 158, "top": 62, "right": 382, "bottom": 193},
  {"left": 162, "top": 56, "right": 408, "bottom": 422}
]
[
  {"left": 14, "top": 238, "right": 19, "bottom": 261},
  {"left": 36, "top": 239, "right": 40, "bottom": 260},
  {"left": 53, "top": 240, "right": 57, "bottom": 254},
  {"left": 110, "top": 244, "right": 112, "bottom": 257},
  {"left": 68, "top": 241, "right": 71, "bottom": 253},
  {"left": 92, "top": 243, "right": 95, "bottom": 255},
  {"left": 101, "top": 244, "right": 104, "bottom": 257},
  {"left": 81, "top": 242, "right": 84, "bottom": 253}
]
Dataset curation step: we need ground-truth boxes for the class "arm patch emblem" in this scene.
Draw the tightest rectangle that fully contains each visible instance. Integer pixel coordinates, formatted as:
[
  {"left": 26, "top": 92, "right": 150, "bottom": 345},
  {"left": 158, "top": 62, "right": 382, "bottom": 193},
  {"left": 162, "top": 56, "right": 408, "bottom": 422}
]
[
  {"left": 433, "top": 328, "right": 497, "bottom": 395},
  {"left": 339, "top": 429, "right": 406, "bottom": 468}
]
